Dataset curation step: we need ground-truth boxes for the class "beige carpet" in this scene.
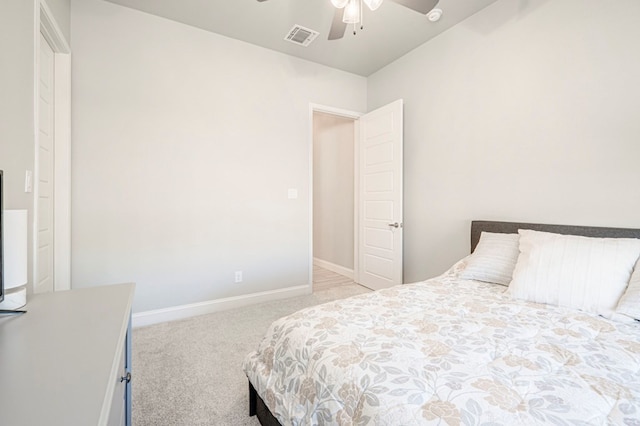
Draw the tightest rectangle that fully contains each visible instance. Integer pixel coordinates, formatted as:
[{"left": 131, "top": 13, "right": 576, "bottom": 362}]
[{"left": 132, "top": 274, "right": 369, "bottom": 425}]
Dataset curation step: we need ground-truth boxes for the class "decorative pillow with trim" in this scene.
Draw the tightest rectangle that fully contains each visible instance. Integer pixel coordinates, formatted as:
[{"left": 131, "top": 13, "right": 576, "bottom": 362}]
[{"left": 509, "top": 229, "right": 640, "bottom": 317}]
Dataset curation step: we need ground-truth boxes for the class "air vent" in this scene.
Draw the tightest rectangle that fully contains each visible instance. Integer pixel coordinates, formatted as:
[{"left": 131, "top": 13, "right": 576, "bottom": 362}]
[{"left": 284, "top": 25, "right": 319, "bottom": 47}]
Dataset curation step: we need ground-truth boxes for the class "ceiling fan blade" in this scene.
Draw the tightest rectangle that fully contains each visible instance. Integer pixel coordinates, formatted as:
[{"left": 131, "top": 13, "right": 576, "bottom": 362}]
[
  {"left": 389, "top": 0, "right": 439, "bottom": 14},
  {"left": 328, "top": 8, "right": 348, "bottom": 40}
]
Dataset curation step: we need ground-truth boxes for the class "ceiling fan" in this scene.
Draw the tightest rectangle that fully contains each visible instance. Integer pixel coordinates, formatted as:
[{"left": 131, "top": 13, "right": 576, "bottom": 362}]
[{"left": 257, "top": 0, "right": 440, "bottom": 40}]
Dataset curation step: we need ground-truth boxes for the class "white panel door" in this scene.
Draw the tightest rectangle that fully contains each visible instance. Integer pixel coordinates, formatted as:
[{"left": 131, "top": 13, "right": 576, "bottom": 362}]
[
  {"left": 36, "top": 32, "right": 55, "bottom": 294},
  {"left": 358, "top": 100, "right": 403, "bottom": 290}
]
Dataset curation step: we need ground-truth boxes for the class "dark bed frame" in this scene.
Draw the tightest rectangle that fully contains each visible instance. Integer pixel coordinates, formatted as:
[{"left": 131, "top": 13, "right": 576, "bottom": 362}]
[
  {"left": 470, "top": 220, "right": 640, "bottom": 252},
  {"left": 248, "top": 220, "right": 640, "bottom": 426},
  {"left": 249, "top": 382, "right": 281, "bottom": 426}
]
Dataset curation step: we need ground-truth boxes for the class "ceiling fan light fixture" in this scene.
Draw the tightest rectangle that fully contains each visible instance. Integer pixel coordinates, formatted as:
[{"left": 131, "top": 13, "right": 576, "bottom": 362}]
[
  {"left": 363, "top": 0, "right": 383, "bottom": 11},
  {"left": 330, "top": 0, "right": 349, "bottom": 8},
  {"left": 342, "top": 0, "right": 361, "bottom": 24}
]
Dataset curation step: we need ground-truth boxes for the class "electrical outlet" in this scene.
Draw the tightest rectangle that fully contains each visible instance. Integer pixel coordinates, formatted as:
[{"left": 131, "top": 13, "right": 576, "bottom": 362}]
[{"left": 234, "top": 271, "right": 243, "bottom": 283}]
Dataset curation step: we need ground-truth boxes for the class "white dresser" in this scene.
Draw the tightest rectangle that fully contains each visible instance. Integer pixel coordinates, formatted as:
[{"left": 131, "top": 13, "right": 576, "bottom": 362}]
[{"left": 0, "top": 283, "right": 135, "bottom": 426}]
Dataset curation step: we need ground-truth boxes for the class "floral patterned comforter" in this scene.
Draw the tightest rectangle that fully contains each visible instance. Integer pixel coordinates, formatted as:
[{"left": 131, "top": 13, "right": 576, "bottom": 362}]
[{"left": 243, "top": 261, "right": 640, "bottom": 425}]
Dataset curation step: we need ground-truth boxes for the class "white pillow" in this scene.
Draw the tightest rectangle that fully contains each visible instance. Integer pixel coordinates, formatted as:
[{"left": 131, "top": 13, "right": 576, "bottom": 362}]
[
  {"left": 615, "top": 258, "right": 640, "bottom": 320},
  {"left": 509, "top": 230, "right": 640, "bottom": 316},
  {"left": 460, "top": 232, "right": 520, "bottom": 285}
]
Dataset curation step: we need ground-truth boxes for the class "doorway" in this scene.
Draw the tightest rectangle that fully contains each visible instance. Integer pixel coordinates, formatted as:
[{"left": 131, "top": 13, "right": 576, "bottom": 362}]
[
  {"left": 309, "top": 100, "right": 404, "bottom": 292},
  {"left": 312, "top": 111, "right": 357, "bottom": 291}
]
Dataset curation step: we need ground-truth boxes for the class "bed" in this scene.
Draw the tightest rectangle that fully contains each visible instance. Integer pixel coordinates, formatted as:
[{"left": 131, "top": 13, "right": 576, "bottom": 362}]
[{"left": 243, "top": 221, "right": 640, "bottom": 425}]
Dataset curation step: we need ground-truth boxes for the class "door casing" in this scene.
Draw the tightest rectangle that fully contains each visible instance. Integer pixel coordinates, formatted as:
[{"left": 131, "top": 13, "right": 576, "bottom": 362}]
[{"left": 34, "top": 0, "right": 71, "bottom": 292}]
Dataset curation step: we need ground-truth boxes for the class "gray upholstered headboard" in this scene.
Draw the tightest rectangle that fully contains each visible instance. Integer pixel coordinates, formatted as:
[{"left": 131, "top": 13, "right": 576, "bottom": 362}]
[{"left": 471, "top": 221, "right": 640, "bottom": 253}]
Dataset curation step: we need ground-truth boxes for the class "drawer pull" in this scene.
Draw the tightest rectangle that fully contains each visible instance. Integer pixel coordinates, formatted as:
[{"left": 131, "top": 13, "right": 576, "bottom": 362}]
[{"left": 120, "top": 372, "right": 132, "bottom": 383}]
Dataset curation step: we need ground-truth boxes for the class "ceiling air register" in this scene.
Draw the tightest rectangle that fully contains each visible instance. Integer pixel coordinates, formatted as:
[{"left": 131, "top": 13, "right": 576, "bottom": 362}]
[{"left": 284, "top": 25, "right": 320, "bottom": 46}]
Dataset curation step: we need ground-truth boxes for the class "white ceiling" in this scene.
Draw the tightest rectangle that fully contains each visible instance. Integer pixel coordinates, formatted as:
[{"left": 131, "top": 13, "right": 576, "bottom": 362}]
[{"left": 105, "top": 0, "right": 499, "bottom": 76}]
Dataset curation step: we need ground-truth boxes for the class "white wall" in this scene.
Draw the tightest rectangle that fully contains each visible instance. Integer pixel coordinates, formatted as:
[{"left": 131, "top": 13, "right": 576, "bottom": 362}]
[
  {"left": 313, "top": 112, "right": 355, "bottom": 270},
  {"left": 0, "top": 0, "right": 70, "bottom": 294},
  {"left": 368, "top": 0, "right": 640, "bottom": 282},
  {"left": 70, "top": 0, "right": 367, "bottom": 313},
  {"left": 0, "top": 0, "right": 34, "bottom": 210}
]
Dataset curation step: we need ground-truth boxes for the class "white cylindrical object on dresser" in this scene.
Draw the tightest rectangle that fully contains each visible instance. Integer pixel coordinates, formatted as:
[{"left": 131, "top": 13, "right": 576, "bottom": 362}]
[
  {"left": 4, "top": 209, "right": 28, "bottom": 289},
  {"left": 1, "top": 209, "right": 28, "bottom": 309},
  {"left": 0, "top": 287, "right": 27, "bottom": 309}
]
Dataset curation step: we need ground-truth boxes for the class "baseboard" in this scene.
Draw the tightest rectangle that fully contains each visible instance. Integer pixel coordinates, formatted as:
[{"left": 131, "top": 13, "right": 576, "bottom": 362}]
[
  {"left": 313, "top": 258, "right": 354, "bottom": 279},
  {"left": 132, "top": 284, "right": 311, "bottom": 328}
]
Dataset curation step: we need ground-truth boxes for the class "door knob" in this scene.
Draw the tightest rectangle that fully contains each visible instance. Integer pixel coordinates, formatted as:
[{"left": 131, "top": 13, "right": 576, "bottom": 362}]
[{"left": 388, "top": 222, "right": 400, "bottom": 228}]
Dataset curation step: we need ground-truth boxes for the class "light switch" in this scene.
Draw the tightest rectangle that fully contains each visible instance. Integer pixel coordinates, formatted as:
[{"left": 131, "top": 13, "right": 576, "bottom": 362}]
[
  {"left": 288, "top": 188, "right": 298, "bottom": 199},
  {"left": 24, "top": 170, "right": 33, "bottom": 193}
]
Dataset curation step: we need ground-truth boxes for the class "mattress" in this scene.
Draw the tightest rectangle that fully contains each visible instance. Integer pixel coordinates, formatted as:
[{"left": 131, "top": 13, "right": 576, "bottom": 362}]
[{"left": 243, "top": 260, "right": 640, "bottom": 425}]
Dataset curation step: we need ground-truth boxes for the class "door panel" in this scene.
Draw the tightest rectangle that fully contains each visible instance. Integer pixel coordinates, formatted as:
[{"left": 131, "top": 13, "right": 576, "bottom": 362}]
[
  {"left": 365, "top": 228, "right": 393, "bottom": 251},
  {"left": 36, "top": 33, "right": 55, "bottom": 294},
  {"left": 357, "top": 100, "right": 403, "bottom": 290},
  {"left": 365, "top": 172, "right": 393, "bottom": 192}
]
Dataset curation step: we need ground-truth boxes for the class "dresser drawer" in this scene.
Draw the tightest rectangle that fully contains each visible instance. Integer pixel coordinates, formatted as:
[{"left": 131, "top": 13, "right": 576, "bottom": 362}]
[{"left": 108, "top": 343, "right": 127, "bottom": 426}]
